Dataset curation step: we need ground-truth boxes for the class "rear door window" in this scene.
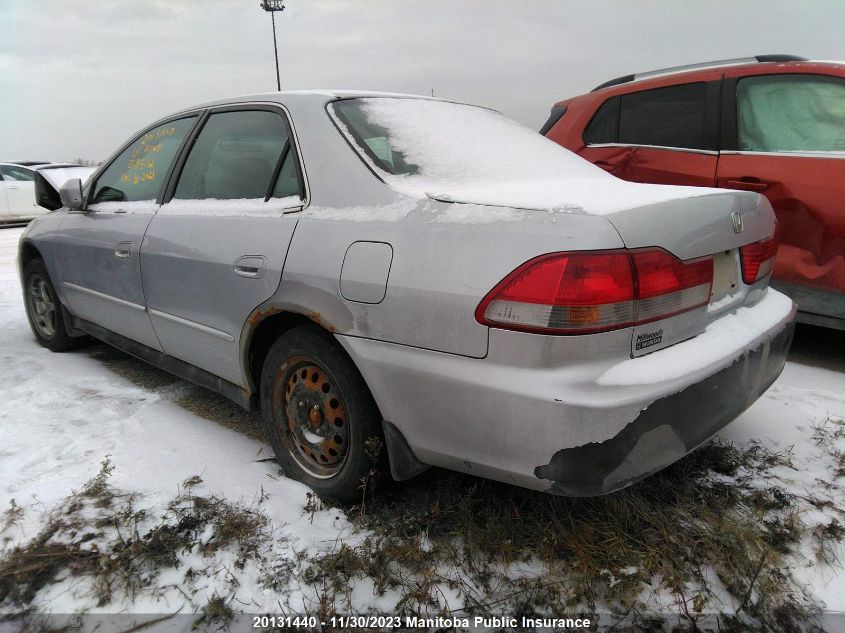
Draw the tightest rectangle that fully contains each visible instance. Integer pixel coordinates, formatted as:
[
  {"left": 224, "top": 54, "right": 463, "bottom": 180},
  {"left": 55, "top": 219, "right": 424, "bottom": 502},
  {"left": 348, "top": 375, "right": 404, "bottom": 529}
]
[
  {"left": 174, "top": 110, "right": 297, "bottom": 200},
  {"left": 737, "top": 74, "right": 845, "bottom": 152},
  {"left": 618, "top": 83, "right": 709, "bottom": 149},
  {"left": 582, "top": 84, "right": 710, "bottom": 150},
  {"left": 271, "top": 149, "right": 302, "bottom": 199},
  {"left": 92, "top": 117, "right": 196, "bottom": 203}
]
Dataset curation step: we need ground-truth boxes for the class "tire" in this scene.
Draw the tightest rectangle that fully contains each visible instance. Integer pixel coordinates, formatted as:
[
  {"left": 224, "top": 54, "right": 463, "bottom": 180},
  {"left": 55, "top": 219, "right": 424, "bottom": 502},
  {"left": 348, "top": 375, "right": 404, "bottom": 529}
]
[
  {"left": 260, "top": 325, "right": 386, "bottom": 503},
  {"left": 22, "top": 259, "right": 84, "bottom": 352}
]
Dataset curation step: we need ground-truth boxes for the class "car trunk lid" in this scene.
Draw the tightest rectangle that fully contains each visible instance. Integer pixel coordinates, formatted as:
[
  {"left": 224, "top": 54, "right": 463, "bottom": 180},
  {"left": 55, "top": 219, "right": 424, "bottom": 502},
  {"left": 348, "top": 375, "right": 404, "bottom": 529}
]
[
  {"left": 603, "top": 189, "right": 775, "bottom": 356},
  {"left": 445, "top": 182, "right": 775, "bottom": 357}
]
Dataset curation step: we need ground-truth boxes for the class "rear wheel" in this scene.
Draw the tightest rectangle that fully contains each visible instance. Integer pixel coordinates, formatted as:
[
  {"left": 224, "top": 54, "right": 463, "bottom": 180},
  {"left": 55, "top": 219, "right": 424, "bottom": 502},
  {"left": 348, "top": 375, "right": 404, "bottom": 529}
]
[
  {"left": 23, "top": 259, "right": 82, "bottom": 352},
  {"left": 260, "top": 326, "right": 385, "bottom": 503}
]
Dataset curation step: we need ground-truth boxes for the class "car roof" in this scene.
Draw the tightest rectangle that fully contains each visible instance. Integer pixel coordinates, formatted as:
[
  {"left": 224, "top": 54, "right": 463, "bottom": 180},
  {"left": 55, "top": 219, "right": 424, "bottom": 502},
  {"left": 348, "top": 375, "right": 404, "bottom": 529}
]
[
  {"left": 169, "top": 89, "right": 473, "bottom": 116},
  {"left": 590, "top": 55, "right": 845, "bottom": 93},
  {"left": 1, "top": 161, "right": 49, "bottom": 167},
  {"left": 35, "top": 163, "right": 83, "bottom": 170}
]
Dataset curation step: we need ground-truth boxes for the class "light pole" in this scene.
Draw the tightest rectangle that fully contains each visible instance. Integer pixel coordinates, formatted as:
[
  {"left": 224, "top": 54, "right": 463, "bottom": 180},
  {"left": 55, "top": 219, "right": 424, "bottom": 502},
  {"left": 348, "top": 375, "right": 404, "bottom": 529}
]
[{"left": 259, "top": 0, "right": 285, "bottom": 91}]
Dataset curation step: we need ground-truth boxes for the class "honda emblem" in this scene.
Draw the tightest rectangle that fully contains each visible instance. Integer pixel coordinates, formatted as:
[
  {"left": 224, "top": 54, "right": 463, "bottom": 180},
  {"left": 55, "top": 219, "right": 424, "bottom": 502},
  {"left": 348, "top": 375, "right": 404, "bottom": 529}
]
[{"left": 731, "top": 211, "right": 744, "bottom": 234}]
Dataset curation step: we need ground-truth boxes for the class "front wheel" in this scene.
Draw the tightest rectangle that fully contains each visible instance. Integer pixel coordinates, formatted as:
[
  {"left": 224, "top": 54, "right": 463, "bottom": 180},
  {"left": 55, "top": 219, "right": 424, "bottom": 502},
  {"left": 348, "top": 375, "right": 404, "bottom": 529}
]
[
  {"left": 22, "top": 259, "right": 83, "bottom": 352},
  {"left": 259, "top": 326, "right": 385, "bottom": 503}
]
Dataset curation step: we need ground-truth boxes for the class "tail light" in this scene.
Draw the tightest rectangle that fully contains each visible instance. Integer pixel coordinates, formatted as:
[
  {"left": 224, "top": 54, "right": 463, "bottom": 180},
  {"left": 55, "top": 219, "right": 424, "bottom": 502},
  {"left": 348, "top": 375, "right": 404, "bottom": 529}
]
[
  {"left": 476, "top": 249, "right": 713, "bottom": 335},
  {"left": 739, "top": 226, "right": 779, "bottom": 285}
]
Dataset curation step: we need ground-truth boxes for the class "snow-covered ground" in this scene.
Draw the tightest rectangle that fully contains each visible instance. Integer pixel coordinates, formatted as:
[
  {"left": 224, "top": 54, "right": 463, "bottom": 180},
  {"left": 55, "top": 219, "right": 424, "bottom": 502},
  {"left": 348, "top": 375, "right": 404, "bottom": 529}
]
[
  {"left": 1, "top": 224, "right": 844, "bottom": 626},
  {"left": 0, "top": 226, "right": 361, "bottom": 621}
]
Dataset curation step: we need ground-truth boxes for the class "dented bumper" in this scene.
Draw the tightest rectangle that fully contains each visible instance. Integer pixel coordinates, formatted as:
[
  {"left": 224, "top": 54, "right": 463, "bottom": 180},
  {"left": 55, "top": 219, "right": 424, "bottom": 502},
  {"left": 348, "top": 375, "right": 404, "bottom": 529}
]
[
  {"left": 536, "top": 317, "right": 795, "bottom": 495},
  {"left": 336, "top": 290, "right": 797, "bottom": 496}
]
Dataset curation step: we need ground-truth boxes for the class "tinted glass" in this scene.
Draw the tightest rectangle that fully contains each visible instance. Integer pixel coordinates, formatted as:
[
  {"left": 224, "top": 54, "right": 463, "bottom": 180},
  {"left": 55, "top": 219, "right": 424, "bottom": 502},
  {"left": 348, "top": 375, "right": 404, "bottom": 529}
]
[
  {"left": 92, "top": 117, "right": 196, "bottom": 203},
  {"left": 175, "top": 110, "right": 289, "bottom": 200},
  {"left": 0, "top": 165, "right": 35, "bottom": 181},
  {"left": 618, "top": 83, "right": 708, "bottom": 149},
  {"left": 583, "top": 97, "right": 619, "bottom": 144},
  {"left": 737, "top": 74, "right": 845, "bottom": 152},
  {"left": 539, "top": 105, "right": 567, "bottom": 135}
]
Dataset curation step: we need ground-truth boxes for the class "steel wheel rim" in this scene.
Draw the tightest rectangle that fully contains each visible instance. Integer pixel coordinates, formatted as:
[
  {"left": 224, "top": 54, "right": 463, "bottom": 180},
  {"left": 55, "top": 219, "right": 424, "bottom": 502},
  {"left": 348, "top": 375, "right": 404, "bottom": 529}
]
[
  {"left": 273, "top": 356, "right": 350, "bottom": 479},
  {"left": 28, "top": 274, "right": 57, "bottom": 339}
]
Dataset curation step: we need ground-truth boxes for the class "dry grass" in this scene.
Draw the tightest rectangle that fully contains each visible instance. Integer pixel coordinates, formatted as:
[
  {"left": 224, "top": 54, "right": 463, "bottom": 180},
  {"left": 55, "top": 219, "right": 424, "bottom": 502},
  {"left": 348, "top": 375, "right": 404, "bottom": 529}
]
[
  {"left": 0, "top": 458, "right": 270, "bottom": 628},
  {"left": 301, "top": 439, "right": 840, "bottom": 631},
  {"left": 2, "top": 434, "right": 843, "bottom": 631}
]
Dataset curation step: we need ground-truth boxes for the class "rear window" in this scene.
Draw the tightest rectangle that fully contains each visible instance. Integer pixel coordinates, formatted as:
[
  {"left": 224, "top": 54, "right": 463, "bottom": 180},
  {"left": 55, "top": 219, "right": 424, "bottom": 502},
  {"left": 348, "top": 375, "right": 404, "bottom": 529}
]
[{"left": 329, "top": 97, "right": 603, "bottom": 196}]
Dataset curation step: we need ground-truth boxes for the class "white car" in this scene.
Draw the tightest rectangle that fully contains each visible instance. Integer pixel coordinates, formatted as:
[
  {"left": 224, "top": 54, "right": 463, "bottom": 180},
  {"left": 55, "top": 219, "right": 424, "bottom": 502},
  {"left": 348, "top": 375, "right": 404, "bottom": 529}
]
[
  {"left": 0, "top": 163, "right": 96, "bottom": 223},
  {"left": 0, "top": 163, "right": 41, "bottom": 223}
]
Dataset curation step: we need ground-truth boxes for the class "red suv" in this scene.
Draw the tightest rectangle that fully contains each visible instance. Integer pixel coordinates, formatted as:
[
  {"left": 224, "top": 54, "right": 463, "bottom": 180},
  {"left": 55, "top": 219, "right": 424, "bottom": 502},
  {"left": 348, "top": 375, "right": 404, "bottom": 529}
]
[{"left": 543, "top": 55, "right": 845, "bottom": 330}]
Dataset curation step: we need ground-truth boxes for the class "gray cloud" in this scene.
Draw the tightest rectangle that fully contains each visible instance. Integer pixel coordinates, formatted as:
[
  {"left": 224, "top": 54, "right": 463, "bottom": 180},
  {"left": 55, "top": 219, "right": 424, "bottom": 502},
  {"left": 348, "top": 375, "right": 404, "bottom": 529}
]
[{"left": 1, "top": 0, "right": 843, "bottom": 161}]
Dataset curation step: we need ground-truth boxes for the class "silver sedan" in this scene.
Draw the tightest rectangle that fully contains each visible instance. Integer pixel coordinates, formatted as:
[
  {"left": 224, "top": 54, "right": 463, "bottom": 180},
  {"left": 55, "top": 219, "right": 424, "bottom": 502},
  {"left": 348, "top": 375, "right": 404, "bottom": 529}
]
[{"left": 18, "top": 91, "right": 795, "bottom": 501}]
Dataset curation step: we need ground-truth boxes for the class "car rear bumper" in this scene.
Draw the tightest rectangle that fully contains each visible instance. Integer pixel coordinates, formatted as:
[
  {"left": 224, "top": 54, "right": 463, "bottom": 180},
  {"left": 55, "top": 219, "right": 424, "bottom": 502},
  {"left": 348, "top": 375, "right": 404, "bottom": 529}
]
[
  {"left": 337, "top": 289, "right": 797, "bottom": 495},
  {"left": 536, "top": 315, "right": 795, "bottom": 495}
]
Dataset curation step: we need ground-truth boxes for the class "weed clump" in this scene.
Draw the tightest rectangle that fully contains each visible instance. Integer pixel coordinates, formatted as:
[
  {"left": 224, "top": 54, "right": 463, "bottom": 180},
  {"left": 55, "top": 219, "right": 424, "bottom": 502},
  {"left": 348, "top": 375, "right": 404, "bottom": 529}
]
[
  {"left": 0, "top": 460, "right": 270, "bottom": 624},
  {"left": 305, "top": 439, "right": 839, "bottom": 631}
]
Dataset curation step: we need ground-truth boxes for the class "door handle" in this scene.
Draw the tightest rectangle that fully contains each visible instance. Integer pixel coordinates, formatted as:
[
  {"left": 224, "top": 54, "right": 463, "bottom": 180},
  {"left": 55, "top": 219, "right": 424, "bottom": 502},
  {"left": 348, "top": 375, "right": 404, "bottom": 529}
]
[
  {"left": 6, "top": 184, "right": 19, "bottom": 190},
  {"left": 234, "top": 255, "right": 267, "bottom": 279},
  {"left": 114, "top": 241, "right": 132, "bottom": 259},
  {"left": 724, "top": 178, "right": 770, "bottom": 192}
]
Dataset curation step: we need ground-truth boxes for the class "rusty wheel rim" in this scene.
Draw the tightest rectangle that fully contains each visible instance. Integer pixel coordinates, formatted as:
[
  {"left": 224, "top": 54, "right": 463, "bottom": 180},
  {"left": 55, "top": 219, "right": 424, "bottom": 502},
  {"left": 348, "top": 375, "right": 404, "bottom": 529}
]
[{"left": 273, "top": 356, "right": 349, "bottom": 479}]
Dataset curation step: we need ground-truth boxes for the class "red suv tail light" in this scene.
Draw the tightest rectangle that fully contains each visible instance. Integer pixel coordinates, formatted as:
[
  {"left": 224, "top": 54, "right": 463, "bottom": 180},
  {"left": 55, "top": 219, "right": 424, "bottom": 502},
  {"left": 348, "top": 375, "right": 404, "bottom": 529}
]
[
  {"left": 739, "top": 227, "right": 779, "bottom": 285},
  {"left": 476, "top": 249, "right": 713, "bottom": 335}
]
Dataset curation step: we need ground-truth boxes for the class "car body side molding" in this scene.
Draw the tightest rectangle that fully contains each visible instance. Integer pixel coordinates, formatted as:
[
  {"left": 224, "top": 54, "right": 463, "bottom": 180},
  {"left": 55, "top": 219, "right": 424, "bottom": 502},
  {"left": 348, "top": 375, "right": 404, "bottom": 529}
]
[{"left": 75, "top": 318, "right": 256, "bottom": 411}]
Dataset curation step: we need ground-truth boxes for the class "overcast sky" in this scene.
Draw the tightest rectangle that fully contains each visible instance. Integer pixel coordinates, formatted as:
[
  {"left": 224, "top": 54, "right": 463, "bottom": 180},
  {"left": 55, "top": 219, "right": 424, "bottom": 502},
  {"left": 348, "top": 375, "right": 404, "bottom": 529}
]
[{"left": 1, "top": 0, "right": 843, "bottom": 162}]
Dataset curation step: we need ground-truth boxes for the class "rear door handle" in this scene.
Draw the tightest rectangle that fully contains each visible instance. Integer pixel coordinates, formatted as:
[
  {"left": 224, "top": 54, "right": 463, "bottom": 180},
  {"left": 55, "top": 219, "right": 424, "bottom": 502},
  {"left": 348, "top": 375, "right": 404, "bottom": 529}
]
[
  {"left": 6, "top": 185, "right": 19, "bottom": 190},
  {"left": 114, "top": 241, "right": 132, "bottom": 259},
  {"left": 724, "top": 178, "right": 770, "bottom": 192},
  {"left": 234, "top": 255, "right": 267, "bottom": 279}
]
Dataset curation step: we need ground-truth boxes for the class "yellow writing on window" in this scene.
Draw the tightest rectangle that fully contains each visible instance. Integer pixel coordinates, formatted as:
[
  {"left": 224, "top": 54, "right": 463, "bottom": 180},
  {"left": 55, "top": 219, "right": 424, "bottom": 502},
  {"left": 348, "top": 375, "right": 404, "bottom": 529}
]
[{"left": 127, "top": 158, "right": 155, "bottom": 170}]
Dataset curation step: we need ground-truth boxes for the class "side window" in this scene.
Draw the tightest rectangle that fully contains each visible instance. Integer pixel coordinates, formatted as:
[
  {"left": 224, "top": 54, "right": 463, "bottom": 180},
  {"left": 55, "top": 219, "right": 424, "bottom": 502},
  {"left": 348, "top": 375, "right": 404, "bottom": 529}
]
[
  {"left": 737, "top": 74, "right": 845, "bottom": 152},
  {"left": 583, "top": 97, "right": 620, "bottom": 144},
  {"left": 272, "top": 148, "right": 302, "bottom": 198},
  {"left": 92, "top": 117, "right": 196, "bottom": 204},
  {"left": 174, "top": 110, "right": 297, "bottom": 200},
  {"left": 618, "top": 83, "right": 709, "bottom": 149},
  {"left": 0, "top": 165, "right": 35, "bottom": 181}
]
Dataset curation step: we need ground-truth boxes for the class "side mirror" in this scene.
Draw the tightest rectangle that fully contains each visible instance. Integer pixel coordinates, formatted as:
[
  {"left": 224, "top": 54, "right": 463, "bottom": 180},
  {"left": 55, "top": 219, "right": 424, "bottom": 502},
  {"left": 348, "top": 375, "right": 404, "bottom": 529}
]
[
  {"left": 58, "top": 178, "right": 84, "bottom": 211},
  {"left": 34, "top": 172, "right": 62, "bottom": 211}
]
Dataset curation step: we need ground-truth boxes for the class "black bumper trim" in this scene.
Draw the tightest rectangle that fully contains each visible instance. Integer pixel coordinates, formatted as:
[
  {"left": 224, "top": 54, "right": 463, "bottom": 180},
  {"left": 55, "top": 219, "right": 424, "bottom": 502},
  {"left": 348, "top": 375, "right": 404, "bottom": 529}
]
[{"left": 535, "top": 320, "right": 795, "bottom": 496}]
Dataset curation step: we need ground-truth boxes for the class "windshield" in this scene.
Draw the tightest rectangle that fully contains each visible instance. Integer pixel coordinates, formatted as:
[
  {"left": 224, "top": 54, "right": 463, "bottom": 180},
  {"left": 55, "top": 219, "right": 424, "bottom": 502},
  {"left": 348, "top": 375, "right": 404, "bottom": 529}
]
[{"left": 329, "top": 97, "right": 606, "bottom": 199}]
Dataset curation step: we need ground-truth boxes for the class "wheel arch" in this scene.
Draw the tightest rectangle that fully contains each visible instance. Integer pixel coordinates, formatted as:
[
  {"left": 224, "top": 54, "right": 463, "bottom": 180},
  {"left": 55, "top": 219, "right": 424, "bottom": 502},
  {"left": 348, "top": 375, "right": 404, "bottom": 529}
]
[
  {"left": 242, "top": 307, "right": 353, "bottom": 398},
  {"left": 242, "top": 306, "right": 429, "bottom": 482},
  {"left": 18, "top": 239, "right": 43, "bottom": 275}
]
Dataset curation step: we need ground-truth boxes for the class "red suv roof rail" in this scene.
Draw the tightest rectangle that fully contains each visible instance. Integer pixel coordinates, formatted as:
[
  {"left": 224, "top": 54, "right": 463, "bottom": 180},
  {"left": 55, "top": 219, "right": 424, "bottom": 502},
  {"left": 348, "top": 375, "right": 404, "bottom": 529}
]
[{"left": 591, "top": 54, "right": 808, "bottom": 92}]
